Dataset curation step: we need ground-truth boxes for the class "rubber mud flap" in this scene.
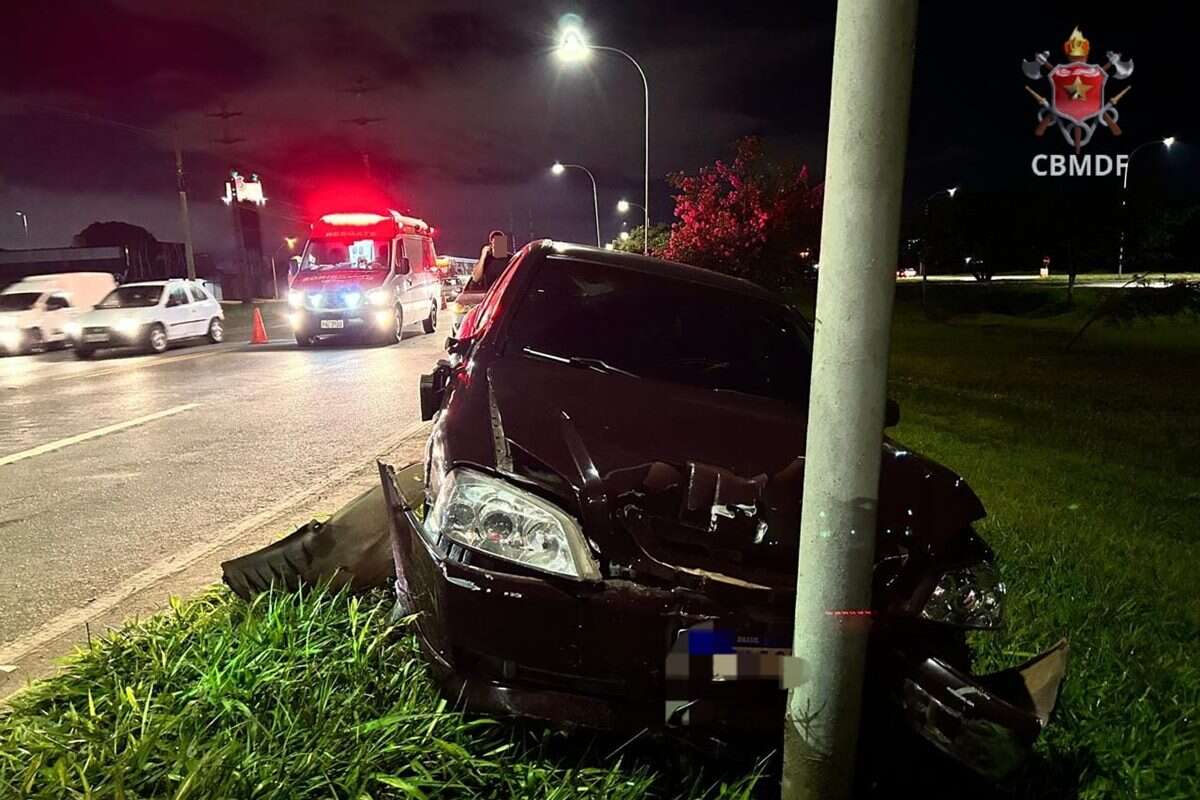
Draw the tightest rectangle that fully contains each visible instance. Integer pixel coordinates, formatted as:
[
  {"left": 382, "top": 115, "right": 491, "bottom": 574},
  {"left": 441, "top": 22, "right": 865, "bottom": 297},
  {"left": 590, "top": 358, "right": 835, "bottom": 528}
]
[{"left": 221, "top": 483, "right": 394, "bottom": 600}]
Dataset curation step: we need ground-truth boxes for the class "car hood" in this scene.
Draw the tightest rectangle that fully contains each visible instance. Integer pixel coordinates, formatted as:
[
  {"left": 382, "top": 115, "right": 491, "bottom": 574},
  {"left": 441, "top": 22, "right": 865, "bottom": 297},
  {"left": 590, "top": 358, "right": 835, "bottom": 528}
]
[
  {"left": 0, "top": 310, "right": 35, "bottom": 328},
  {"left": 291, "top": 270, "right": 388, "bottom": 293},
  {"left": 458, "top": 356, "right": 985, "bottom": 589}
]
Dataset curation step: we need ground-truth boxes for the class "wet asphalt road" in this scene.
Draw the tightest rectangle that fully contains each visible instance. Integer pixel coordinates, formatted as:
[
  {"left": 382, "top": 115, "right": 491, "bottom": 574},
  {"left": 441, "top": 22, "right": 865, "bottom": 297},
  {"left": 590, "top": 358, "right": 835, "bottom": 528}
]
[{"left": 0, "top": 304, "right": 448, "bottom": 647}]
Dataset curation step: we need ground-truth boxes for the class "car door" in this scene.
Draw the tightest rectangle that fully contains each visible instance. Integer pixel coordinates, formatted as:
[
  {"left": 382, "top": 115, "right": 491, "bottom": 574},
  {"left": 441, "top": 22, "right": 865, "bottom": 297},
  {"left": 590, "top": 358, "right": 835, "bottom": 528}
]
[
  {"left": 163, "top": 286, "right": 194, "bottom": 339},
  {"left": 42, "top": 293, "right": 72, "bottom": 342},
  {"left": 188, "top": 284, "right": 217, "bottom": 329},
  {"left": 400, "top": 235, "right": 427, "bottom": 320}
]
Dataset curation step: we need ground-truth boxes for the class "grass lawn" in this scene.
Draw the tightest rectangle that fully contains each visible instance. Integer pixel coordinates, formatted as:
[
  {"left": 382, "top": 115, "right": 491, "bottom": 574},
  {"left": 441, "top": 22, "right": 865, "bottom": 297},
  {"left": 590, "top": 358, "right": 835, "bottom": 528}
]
[
  {"left": 884, "top": 283, "right": 1200, "bottom": 799},
  {"left": 0, "top": 282, "right": 1195, "bottom": 799}
]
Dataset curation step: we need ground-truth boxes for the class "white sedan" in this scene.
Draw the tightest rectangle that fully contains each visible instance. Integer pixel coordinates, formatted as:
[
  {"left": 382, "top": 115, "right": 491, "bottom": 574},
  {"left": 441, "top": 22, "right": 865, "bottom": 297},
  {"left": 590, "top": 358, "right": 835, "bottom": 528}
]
[{"left": 67, "top": 280, "right": 225, "bottom": 358}]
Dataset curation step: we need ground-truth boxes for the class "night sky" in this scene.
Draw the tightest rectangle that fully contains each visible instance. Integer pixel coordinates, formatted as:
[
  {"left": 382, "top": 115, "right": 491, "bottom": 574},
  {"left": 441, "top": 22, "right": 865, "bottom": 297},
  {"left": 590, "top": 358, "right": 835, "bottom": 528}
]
[{"left": 2, "top": 2, "right": 1196, "bottom": 259}]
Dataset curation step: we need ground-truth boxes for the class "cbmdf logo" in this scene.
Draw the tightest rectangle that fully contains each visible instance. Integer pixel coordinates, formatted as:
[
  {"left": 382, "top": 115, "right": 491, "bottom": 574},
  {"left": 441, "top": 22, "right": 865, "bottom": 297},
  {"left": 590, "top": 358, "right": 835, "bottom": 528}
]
[{"left": 1023, "top": 28, "right": 1134, "bottom": 154}]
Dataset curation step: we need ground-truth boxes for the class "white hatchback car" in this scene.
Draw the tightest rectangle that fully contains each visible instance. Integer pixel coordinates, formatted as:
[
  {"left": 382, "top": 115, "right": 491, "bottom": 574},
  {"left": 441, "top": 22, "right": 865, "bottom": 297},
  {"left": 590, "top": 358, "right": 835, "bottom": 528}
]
[{"left": 67, "top": 280, "right": 225, "bottom": 358}]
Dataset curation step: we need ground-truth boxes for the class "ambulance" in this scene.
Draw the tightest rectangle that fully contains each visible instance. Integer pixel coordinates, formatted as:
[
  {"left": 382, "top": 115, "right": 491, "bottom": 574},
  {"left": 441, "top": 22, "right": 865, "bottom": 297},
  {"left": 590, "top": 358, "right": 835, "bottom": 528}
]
[{"left": 287, "top": 211, "right": 441, "bottom": 347}]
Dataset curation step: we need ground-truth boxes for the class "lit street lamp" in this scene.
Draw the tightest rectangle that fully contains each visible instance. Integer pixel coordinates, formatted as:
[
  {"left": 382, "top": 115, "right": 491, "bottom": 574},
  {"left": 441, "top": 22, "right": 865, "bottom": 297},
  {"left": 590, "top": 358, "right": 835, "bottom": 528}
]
[
  {"left": 1118, "top": 136, "right": 1175, "bottom": 276},
  {"left": 919, "top": 187, "right": 957, "bottom": 305},
  {"left": 551, "top": 162, "right": 601, "bottom": 247},
  {"left": 557, "top": 23, "right": 650, "bottom": 256},
  {"left": 619, "top": 231, "right": 631, "bottom": 241},
  {"left": 15, "top": 211, "right": 29, "bottom": 248}
]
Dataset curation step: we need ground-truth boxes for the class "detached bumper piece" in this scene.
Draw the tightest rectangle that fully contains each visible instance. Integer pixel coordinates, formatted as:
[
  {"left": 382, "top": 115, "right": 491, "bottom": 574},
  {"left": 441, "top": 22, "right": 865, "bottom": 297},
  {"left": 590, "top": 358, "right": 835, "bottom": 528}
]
[
  {"left": 899, "top": 640, "right": 1069, "bottom": 779},
  {"left": 221, "top": 483, "right": 394, "bottom": 599}
]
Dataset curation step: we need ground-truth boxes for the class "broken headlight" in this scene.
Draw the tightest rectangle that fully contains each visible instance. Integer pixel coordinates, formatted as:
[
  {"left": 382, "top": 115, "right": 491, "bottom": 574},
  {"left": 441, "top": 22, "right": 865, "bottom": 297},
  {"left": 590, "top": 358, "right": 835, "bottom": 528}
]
[
  {"left": 920, "top": 563, "right": 1005, "bottom": 629},
  {"left": 424, "top": 468, "right": 600, "bottom": 580}
]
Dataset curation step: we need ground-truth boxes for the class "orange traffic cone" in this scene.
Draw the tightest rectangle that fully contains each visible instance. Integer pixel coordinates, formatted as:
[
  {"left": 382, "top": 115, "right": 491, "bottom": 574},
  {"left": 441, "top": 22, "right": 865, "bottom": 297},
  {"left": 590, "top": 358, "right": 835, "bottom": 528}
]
[{"left": 250, "top": 307, "right": 269, "bottom": 344}]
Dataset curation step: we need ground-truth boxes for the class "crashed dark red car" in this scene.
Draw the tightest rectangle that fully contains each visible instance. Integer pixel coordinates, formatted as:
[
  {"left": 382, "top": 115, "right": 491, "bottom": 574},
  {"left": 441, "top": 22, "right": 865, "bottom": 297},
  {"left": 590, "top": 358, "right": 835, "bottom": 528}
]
[
  {"left": 226, "top": 240, "right": 1066, "bottom": 780},
  {"left": 391, "top": 242, "right": 1066, "bottom": 778}
]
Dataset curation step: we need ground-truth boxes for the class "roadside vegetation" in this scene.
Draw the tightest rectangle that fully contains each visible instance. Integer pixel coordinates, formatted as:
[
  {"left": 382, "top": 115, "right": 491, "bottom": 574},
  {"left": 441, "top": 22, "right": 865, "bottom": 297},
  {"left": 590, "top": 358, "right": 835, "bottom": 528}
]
[{"left": 1, "top": 282, "right": 1195, "bottom": 799}]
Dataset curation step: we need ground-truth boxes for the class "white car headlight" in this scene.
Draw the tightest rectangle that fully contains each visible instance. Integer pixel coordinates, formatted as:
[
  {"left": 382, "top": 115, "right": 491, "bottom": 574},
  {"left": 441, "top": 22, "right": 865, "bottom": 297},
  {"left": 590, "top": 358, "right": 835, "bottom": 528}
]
[
  {"left": 921, "top": 563, "right": 1006, "bottom": 629},
  {"left": 287, "top": 289, "right": 304, "bottom": 309},
  {"left": 367, "top": 288, "right": 390, "bottom": 307},
  {"left": 115, "top": 317, "right": 141, "bottom": 335},
  {"left": 423, "top": 468, "right": 600, "bottom": 580}
]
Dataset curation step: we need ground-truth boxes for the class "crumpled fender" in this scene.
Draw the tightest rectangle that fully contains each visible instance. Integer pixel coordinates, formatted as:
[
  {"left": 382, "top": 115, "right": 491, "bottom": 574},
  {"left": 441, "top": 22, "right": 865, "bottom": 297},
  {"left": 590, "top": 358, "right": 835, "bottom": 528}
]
[{"left": 221, "top": 483, "right": 394, "bottom": 600}]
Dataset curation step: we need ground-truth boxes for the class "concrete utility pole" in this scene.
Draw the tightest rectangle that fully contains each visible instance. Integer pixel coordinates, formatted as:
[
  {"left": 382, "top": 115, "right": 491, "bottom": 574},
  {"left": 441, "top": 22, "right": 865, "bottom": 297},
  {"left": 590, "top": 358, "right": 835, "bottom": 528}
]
[
  {"left": 174, "top": 133, "right": 197, "bottom": 280},
  {"left": 781, "top": 2, "right": 917, "bottom": 799}
]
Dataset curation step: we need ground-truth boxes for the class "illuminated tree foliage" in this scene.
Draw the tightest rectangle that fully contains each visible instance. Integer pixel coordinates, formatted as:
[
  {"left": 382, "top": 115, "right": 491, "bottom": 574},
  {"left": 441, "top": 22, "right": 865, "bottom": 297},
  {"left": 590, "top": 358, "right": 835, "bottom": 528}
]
[{"left": 664, "top": 137, "right": 821, "bottom": 287}]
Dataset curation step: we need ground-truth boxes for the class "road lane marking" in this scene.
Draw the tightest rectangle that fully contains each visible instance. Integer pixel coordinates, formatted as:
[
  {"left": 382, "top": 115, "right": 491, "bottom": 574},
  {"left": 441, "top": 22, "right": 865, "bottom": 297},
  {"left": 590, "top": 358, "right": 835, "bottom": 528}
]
[
  {"left": 0, "top": 419, "right": 431, "bottom": 687},
  {"left": 51, "top": 345, "right": 236, "bottom": 382},
  {"left": 0, "top": 403, "right": 200, "bottom": 467}
]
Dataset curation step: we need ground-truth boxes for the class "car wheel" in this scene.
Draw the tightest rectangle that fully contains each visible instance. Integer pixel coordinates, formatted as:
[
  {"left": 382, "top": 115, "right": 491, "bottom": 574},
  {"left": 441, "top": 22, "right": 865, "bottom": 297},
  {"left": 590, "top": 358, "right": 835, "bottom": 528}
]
[
  {"left": 24, "top": 328, "right": 45, "bottom": 355},
  {"left": 146, "top": 323, "right": 168, "bottom": 354},
  {"left": 422, "top": 299, "right": 437, "bottom": 334},
  {"left": 74, "top": 346, "right": 95, "bottom": 360},
  {"left": 207, "top": 317, "right": 224, "bottom": 344},
  {"left": 389, "top": 305, "right": 404, "bottom": 344}
]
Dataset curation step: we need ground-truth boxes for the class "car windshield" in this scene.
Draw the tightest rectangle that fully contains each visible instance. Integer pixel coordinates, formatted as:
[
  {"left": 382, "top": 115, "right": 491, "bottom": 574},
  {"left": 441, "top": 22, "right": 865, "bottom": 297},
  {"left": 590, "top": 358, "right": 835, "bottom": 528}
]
[
  {"left": 299, "top": 239, "right": 390, "bottom": 272},
  {"left": 505, "top": 257, "right": 812, "bottom": 405},
  {"left": 96, "top": 285, "right": 163, "bottom": 309},
  {"left": 0, "top": 293, "right": 41, "bottom": 311}
]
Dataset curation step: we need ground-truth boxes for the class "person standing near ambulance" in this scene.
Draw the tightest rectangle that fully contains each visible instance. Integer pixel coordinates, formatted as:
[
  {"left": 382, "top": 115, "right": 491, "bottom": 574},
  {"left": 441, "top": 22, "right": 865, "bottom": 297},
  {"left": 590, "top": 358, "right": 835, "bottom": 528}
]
[{"left": 471, "top": 230, "right": 511, "bottom": 291}]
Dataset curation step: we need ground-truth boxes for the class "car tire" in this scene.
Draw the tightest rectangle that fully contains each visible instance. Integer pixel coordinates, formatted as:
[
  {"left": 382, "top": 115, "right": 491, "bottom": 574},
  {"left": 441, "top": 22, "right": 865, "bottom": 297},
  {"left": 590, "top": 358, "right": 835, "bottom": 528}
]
[
  {"left": 388, "top": 304, "right": 404, "bottom": 344},
  {"left": 74, "top": 346, "right": 95, "bottom": 360},
  {"left": 145, "top": 323, "right": 168, "bottom": 354},
  {"left": 422, "top": 299, "right": 437, "bottom": 334},
  {"left": 207, "top": 317, "right": 224, "bottom": 344},
  {"left": 24, "top": 328, "right": 45, "bottom": 355}
]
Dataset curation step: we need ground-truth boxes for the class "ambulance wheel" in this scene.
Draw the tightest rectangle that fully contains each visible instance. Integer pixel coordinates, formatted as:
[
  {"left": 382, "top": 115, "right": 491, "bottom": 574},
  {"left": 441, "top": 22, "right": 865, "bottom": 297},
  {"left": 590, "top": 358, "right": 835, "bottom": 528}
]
[{"left": 422, "top": 300, "right": 437, "bottom": 334}]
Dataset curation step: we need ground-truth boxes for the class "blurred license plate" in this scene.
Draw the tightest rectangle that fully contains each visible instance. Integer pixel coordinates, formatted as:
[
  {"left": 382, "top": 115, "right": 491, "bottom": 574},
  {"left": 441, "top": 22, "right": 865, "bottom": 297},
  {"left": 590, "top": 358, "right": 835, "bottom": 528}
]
[
  {"left": 320, "top": 320, "right": 344, "bottom": 329},
  {"left": 84, "top": 333, "right": 109, "bottom": 343}
]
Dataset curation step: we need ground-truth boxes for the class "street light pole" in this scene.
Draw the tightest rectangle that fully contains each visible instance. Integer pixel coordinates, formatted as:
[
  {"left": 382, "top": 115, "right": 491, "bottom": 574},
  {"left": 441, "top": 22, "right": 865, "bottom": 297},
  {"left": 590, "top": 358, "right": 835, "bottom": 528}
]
[
  {"left": 616, "top": 199, "right": 649, "bottom": 254},
  {"left": 551, "top": 162, "right": 601, "bottom": 247},
  {"left": 174, "top": 131, "right": 197, "bottom": 280},
  {"left": 782, "top": 1, "right": 918, "bottom": 797},
  {"left": 920, "top": 186, "right": 956, "bottom": 311},
  {"left": 557, "top": 29, "right": 650, "bottom": 256},
  {"left": 15, "top": 212, "right": 29, "bottom": 248},
  {"left": 270, "top": 238, "right": 298, "bottom": 301},
  {"left": 1118, "top": 137, "right": 1174, "bottom": 276}
]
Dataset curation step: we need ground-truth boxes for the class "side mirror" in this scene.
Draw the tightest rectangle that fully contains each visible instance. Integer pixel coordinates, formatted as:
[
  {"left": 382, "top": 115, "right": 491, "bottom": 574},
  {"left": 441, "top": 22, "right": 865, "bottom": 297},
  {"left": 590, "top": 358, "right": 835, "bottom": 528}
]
[
  {"left": 419, "top": 360, "right": 453, "bottom": 421},
  {"left": 884, "top": 398, "right": 900, "bottom": 428},
  {"left": 445, "top": 335, "right": 473, "bottom": 356}
]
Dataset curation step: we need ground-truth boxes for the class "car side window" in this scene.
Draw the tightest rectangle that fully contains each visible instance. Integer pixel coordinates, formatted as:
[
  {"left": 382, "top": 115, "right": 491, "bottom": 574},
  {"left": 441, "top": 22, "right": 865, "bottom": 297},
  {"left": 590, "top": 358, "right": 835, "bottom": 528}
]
[
  {"left": 188, "top": 285, "right": 210, "bottom": 302},
  {"left": 45, "top": 294, "right": 71, "bottom": 310},
  {"left": 468, "top": 251, "right": 524, "bottom": 337},
  {"left": 167, "top": 287, "right": 190, "bottom": 307}
]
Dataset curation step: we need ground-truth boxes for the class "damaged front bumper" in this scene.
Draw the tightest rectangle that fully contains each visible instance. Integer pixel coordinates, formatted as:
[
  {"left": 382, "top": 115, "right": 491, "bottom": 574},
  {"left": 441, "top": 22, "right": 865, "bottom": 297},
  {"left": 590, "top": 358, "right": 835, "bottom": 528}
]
[{"left": 379, "top": 460, "right": 1067, "bottom": 780}]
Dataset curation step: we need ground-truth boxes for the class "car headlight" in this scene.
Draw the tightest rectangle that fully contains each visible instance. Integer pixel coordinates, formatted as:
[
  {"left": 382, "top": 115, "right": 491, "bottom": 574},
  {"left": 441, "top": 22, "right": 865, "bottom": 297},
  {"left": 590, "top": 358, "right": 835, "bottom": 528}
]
[
  {"left": 115, "top": 318, "right": 141, "bottom": 335},
  {"left": 64, "top": 322, "right": 82, "bottom": 337},
  {"left": 920, "top": 563, "right": 1005, "bottom": 629},
  {"left": 423, "top": 468, "right": 600, "bottom": 580},
  {"left": 287, "top": 289, "right": 304, "bottom": 309},
  {"left": 367, "top": 288, "right": 389, "bottom": 307}
]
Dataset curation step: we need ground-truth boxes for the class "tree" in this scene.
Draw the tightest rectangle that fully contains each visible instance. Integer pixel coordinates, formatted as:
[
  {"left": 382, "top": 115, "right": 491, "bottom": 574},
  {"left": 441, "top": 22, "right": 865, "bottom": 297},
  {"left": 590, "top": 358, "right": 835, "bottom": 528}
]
[
  {"left": 663, "top": 137, "right": 821, "bottom": 288},
  {"left": 610, "top": 224, "right": 670, "bottom": 256},
  {"left": 74, "top": 222, "right": 160, "bottom": 280}
]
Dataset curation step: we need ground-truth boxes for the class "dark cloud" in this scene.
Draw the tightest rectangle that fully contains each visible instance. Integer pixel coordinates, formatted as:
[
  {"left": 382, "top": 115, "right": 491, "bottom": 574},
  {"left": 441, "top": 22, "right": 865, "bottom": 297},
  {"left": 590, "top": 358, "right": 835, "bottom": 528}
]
[{"left": 0, "top": 1, "right": 268, "bottom": 123}]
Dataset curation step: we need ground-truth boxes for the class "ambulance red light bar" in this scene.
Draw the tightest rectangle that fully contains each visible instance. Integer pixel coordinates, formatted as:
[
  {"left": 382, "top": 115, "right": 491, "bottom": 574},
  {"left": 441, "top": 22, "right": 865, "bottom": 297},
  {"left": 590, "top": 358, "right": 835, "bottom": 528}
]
[{"left": 319, "top": 213, "right": 390, "bottom": 227}]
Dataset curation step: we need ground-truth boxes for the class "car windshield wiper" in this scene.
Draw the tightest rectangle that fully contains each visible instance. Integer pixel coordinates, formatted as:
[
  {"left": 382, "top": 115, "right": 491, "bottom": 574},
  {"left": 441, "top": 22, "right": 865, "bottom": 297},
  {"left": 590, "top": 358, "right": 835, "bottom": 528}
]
[{"left": 521, "top": 347, "right": 639, "bottom": 379}]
